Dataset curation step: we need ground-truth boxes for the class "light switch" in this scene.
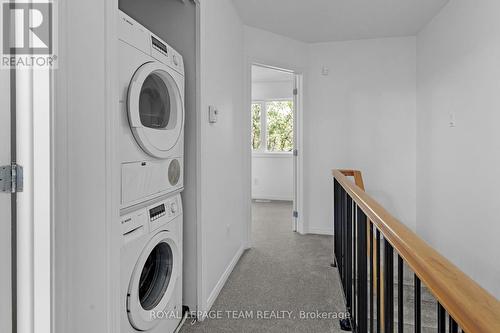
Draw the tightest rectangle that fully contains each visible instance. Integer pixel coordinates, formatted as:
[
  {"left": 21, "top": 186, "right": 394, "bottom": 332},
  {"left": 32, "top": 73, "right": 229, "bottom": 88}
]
[{"left": 209, "top": 105, "right": 218, "bottom": 123}]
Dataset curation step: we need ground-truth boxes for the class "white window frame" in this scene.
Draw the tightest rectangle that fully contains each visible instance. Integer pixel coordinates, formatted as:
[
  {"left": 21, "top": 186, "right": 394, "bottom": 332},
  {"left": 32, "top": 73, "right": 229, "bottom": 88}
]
[{"left": 251, "top": 98, "right": 294, "bottom": 156}]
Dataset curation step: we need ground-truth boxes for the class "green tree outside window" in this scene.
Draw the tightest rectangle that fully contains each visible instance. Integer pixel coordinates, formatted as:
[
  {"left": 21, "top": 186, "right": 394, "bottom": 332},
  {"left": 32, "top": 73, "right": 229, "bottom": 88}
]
[
  {"left": 251, "top": 100, "right": 294, "bottom": 152},
  {"left": 251, "top": 103, "right": 261, "bottom": 150},
  {"left": 266, "top": 101, "right": 293, "bottom": 152}
]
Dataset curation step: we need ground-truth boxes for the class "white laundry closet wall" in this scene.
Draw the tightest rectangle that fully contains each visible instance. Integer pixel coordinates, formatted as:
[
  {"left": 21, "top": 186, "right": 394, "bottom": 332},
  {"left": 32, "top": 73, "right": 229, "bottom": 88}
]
[
  {"left": 198, "top": 0, "right": 248, "bottom": 313},
  {"left": 53, "top": 0, "right": 121, "bottom": 332}
]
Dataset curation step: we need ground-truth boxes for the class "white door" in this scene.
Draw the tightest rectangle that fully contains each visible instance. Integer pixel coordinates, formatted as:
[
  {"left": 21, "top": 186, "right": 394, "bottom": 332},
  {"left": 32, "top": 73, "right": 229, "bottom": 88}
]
[{"left": 0, "top": 69, "right": 13, "bottom": 332}]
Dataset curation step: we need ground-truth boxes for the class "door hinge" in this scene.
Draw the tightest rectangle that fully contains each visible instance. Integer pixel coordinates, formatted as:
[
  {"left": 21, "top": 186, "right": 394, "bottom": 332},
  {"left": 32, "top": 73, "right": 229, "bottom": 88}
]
[
  {"left": 0, "top": 163, "right": 23, "bottom": 193},
  {"left": 293, "top": 149, "right": 298, "bottom": 156},
  {"left": 293, "top": 211, "right": 298, "bottom": 218},
  {"left": 293, "top": 88, "right": 298, "bottom": 96}
]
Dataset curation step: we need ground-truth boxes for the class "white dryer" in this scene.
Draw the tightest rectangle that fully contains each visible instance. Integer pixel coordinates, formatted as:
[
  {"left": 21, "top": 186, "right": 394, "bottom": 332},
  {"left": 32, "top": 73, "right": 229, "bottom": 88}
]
[
  {"left": 120, "top": 194, "right": 183, "bottom": 333},
  {"left": 118, "top": 11, "right": 185, "bottom": 209}
]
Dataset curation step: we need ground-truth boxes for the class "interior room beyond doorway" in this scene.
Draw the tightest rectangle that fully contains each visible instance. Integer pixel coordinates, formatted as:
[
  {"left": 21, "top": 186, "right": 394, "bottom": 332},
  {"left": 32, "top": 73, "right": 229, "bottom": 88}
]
[{"left": 251, "top": 65, "right": 295, "bottom": 206}]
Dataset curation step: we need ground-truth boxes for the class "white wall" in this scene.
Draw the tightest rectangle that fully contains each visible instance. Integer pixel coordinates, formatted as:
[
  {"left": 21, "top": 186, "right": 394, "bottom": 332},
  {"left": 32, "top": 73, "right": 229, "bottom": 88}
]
[
  {"left": 252, "top": 155, "right": 293, "bottom": 201},
  {"left": 54, "top": 0, "right": 120, "bottom": 332},
  {"left": 244, "top": 27, "right": 417, "bottom": 235},
  {"left": 305, "top": 37, "right": 417, "bottom": 235},
  {"left": 244, "top": 26, "right": 308, "bottom": 71},
  {"left": 417, "top": 0, "right": 500, "bottom": 299},
  {"left": 199, "top": 0, "right": 247, "bottom": 311}
]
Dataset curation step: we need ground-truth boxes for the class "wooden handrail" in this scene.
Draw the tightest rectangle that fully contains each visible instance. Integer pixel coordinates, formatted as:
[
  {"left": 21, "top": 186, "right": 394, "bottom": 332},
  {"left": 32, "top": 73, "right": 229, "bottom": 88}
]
[
  {"left": 338, "top": 169, "right": 365, "bottom": 191},
  {"left": 332, "top": 169, "right": 500, "bottom": 333}
]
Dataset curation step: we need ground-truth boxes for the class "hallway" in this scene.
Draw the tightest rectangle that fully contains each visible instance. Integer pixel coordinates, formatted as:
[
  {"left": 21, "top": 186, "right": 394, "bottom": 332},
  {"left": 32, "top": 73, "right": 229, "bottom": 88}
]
[{"left": 181, "top": 201, "right": 346, "bottom": 332}]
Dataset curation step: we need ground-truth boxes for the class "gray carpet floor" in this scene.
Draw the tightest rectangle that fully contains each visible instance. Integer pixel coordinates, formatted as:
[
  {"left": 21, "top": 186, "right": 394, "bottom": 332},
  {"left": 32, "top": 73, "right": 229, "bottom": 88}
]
[{"left": 180, "top": 201, "right": 346, "bottom": 333}]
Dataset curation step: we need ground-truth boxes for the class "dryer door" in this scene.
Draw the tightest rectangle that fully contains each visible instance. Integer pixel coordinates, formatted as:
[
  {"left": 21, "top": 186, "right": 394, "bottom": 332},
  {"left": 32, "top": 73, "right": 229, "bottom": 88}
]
[
  {"left": 127, "top": 62, "right": 184, "bottom": 158},
  {"left": 127, "top": 231, "right": 180, "bottom": 331}
]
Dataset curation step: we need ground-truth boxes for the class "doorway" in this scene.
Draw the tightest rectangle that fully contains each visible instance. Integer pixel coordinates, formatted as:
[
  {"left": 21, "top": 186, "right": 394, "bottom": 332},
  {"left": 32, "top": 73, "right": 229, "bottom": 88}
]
[{"left": 248, "top": 64, "right": 303, "bottom": 242}]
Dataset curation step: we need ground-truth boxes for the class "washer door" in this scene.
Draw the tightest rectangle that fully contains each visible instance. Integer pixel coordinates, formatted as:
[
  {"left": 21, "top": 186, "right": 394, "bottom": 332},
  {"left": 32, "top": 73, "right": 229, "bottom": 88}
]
[
  {"left": 128, "top": 231, "right": 179, "bottom": 331},
  {"left": 127, "top": 62, "right": 184, "bottom": 158}
]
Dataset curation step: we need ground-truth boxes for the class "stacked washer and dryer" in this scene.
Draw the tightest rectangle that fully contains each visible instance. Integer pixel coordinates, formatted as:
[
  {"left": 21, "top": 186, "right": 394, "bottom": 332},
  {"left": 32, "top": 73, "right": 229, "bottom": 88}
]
[{"left": 118, "top": 11, "right": 184, "bottom": 333}]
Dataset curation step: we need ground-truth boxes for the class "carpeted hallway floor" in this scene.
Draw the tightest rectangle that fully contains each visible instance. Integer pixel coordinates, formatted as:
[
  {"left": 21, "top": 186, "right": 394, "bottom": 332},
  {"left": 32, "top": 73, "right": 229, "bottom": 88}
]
[{"left": 180, "top": 201, "right": 346, "bottom": 333}]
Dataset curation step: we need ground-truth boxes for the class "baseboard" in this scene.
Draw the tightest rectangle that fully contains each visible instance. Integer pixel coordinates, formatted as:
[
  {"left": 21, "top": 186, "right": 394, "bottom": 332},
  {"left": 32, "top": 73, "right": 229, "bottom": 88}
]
[
  {"left": 252, "top": 195, "right": 293, "bottom": 202},
  {"left": 307, "top": 227, "right": 333, "bottom": 236},
  {"left": 205, "top": 244, "right": 245, "bottom": 311}
]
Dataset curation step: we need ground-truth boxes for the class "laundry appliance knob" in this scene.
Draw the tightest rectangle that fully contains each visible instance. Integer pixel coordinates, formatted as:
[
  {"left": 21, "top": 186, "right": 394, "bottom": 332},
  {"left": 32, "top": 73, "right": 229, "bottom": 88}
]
[{"left": 171, "top": 202, "right": 178, "bottom": 214}]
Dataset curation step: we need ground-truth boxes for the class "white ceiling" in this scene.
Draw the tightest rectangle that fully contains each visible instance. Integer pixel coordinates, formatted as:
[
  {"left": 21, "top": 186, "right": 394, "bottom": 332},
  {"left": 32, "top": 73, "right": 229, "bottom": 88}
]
[
  {"left": 252, "top": 65, "right": 294, "bottom": 83},
  {"left": 233, "top": 0, "right": 449, "bottom": 43}
]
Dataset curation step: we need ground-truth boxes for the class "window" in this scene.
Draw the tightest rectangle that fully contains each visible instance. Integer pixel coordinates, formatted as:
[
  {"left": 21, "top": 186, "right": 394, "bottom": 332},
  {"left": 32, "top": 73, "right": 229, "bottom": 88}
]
[
  {"left": 251, "top": 103, "right": 262, "bottom": 150},
  {"left": 251, "top": 100, "right": 293, "bottom": 153}
]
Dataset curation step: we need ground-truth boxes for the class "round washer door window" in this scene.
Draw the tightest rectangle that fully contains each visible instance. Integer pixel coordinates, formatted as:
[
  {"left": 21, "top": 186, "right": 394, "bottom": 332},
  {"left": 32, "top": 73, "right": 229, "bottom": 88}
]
[
  {"left": 128, "top": 62, "right": 184, "bottom": 159},
  {"left": 128, "top": 231, "right": 179, "bottom": 331},
  {"left": 138, "top": 242, "right": 173, "bottom": 311}
]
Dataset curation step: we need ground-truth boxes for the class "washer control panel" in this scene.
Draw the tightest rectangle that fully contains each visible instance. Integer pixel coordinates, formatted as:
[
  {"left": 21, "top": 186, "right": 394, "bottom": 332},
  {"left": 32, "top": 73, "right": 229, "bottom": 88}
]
[
  {"left": 148, "top": 194, "right": 182, "bottom": 231},
  {"left": 149, "top": 203, "right": 166, "bottom": 221},
  {"left": 120, "top": 194, "right": 182, "bottom": 242}
]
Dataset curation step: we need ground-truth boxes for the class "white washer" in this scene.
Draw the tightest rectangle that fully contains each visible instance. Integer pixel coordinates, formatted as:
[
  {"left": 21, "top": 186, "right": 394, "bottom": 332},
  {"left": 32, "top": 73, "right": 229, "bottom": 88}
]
[
  {"left": 121, "top": 194, "right": 183, "bottom": 333},
  {"left": 118, "top": 10, "right": 185, "bottom": 210}
]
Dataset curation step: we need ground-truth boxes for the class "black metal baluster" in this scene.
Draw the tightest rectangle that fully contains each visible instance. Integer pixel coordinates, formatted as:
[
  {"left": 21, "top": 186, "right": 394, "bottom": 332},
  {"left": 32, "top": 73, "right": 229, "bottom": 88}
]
[
  {"left": 437, "top": 303, "right": 446, "bottom": 333},
  {"left": 352, "top": 200, "right": 356, "bottom": 330},
  {"left": 346, "top": 195, "right": 353, "bottom": 322},
  {"left": 384, "top": 240, "right": 394, "bottom": 333},
  {"left": 376, "top": 230, "right": 381, "bottom": 333},
  {"left": 340, "top": 188, "right": 345, "bottom": 287},
  {"left": 334, "top": 180, "right": 340, "bottom": 268},
  {"left": 370, "top": 223, "right": 374, "bottom": 333},
  {"left": 398, "top": 255, "right": 403, "bottom": 333},
  {"left": 357, "top": 207, "right": 368, "bottom": 332},
  {"left": 449, "top": 316, "right": 458, "bottom": 333},
  {"left": 414, "top": 275, "right": 421, "bottom": 333},
  {"left": 342, "top": 188, "right": 347, "bottom": 284}
]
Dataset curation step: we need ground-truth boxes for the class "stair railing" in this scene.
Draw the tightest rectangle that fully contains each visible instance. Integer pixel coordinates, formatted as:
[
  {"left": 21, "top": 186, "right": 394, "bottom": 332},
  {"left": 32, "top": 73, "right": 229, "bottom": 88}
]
[{"left": 332, "top": 169, "right": 500, "bottom": 333}]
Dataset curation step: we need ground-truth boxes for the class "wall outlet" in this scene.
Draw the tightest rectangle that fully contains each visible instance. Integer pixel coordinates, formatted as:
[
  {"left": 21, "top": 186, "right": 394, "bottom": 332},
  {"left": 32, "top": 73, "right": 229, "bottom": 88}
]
[{"left": 253, "top": 178, "right": 258, "bottom": 185}]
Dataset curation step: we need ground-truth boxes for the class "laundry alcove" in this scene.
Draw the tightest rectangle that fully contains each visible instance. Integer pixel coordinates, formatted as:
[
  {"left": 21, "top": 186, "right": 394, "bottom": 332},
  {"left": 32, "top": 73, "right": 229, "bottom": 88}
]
[{"left": 119, "top": 0, "right": 199, "bottom": 314}]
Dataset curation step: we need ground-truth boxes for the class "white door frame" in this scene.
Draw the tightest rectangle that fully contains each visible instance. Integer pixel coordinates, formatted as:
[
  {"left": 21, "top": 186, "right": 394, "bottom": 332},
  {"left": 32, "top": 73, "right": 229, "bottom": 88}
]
[
  {"left": 0, "top": 11, "right": 54, "bottom": 333},
  {"left": 0, "top": 58, "right": 13, "bottom": 333},
  {"left": 13, "top": 32, "right": 53, "bottom": 333},
  {"left": 244, "top": 60, "right": 305, "bottom": 248},
  {"left": 292, "top": 72, "right": 304, "bottom": 233}
]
